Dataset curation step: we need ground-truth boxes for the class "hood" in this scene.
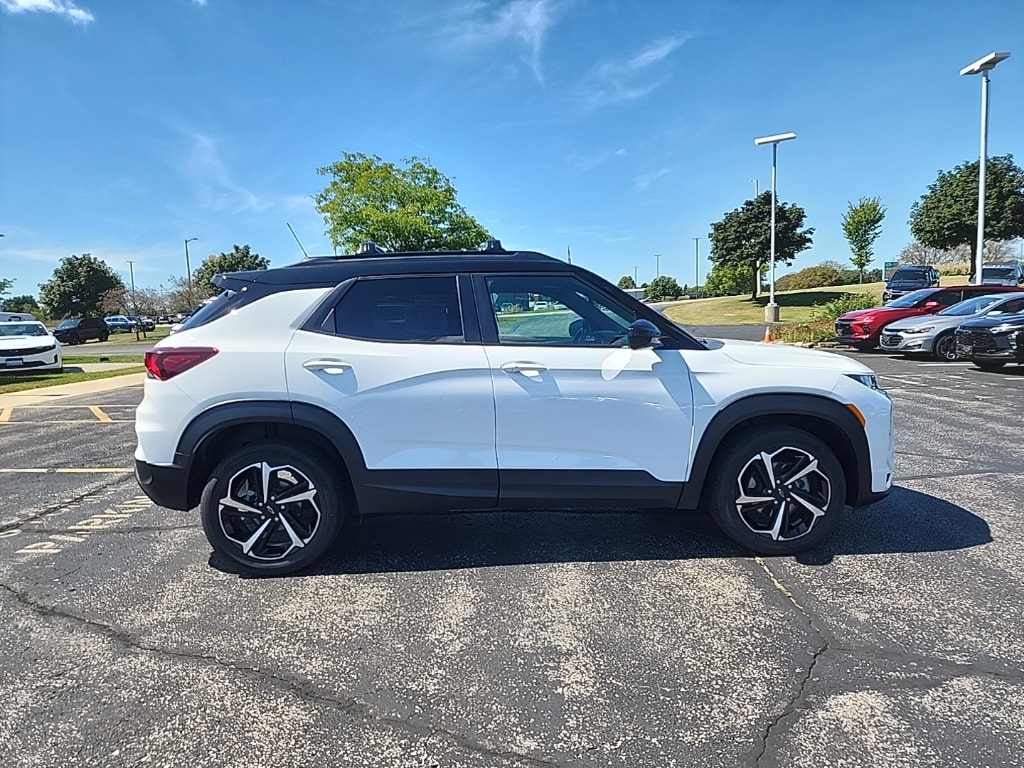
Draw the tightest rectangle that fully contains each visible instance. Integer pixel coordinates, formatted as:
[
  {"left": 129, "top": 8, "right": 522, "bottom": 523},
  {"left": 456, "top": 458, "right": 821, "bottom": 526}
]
[
  {"left": 885, "top": 313, "right": 963, "bottom": 331},
  {"left": 0, "top": 336, "right": 56, "bottom": 350},
  {"left": 837, "top": 306, "right": 908, "bottom": 321},
  {"left": 959, "top": 313, "right": 1024, "bottom": 330},
  {"left": 714, "top": 338, "right": 870, "bottom": 373}
]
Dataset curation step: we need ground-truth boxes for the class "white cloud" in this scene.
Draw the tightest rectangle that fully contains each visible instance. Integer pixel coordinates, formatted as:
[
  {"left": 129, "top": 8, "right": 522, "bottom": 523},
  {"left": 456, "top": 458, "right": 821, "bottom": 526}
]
[
  {"left": 635, "top": 167, "right": 670, "bottom": 191},
  {"left": 0, "top": 0, "right": 94, "bottom": 24},
  {"left": 178, "top": 129, "right": 268, "bottom": 215},
  {"left": 442, "top": 0, "right": 564, "bottom": 80},
  {"left": 582, "top": 35, "right": 689, "bottom": 108},
  {"left": 192, "top": 0, "right": 207, "bottom": 5}
]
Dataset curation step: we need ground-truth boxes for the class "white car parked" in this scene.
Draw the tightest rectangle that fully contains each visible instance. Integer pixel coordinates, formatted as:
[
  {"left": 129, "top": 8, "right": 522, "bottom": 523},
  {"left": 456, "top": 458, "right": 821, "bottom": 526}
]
[
  {"left": 0, "top": 320, "right": 63, "bottom": 373},
  {"left": 879, "top": 292, "right": 1024, "bottom": 361},
  {"left": 134, "top": 240, "right": 894, "bottom": 575}
]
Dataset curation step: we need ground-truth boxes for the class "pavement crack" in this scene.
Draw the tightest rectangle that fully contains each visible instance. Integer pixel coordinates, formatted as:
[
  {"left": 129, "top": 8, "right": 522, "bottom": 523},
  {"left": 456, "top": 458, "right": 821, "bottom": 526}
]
[
  {"left": 0, "top": 476, "right": 131, "bottom": 533},
  {"left": 0, "top": 580, "right": 567, "bottom": 768}
]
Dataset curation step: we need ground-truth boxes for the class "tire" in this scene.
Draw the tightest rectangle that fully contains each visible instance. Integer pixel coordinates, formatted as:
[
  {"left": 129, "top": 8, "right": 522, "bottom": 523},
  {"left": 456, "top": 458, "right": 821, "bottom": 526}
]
[
  {"left": 200, "top": 440, "right": 345, "bottom": 576},
  {"left": 68, "top": 333, "right": 80, "bottom": 345},
  {"left": 702, "top": 426, "right": 847, "bottom": 556},
  {"left": 975, "top": 360, "right": 1006, "bottom": 371},
  {"left": 932, "top": 332, "right": 958, "bottom": 362},
  {"left": 99, "top": 333, "right": 109, "bottom": 342}
]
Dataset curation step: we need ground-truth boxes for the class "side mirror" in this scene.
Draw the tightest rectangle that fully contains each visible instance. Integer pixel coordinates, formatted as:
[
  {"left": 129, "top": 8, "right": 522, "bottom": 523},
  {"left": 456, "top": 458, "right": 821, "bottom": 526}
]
[
  {"left": 628, "top": 319, "right": 661, "bottom": 349},
  {"left": 923, "top": 300, "right": 940, "bottom": 310}
]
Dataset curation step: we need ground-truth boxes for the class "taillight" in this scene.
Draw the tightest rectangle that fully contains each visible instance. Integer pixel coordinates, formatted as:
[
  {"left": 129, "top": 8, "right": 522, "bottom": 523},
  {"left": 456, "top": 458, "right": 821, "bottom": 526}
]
[{"left": 145, "top": 347, "right": 218, "bottom": 380}]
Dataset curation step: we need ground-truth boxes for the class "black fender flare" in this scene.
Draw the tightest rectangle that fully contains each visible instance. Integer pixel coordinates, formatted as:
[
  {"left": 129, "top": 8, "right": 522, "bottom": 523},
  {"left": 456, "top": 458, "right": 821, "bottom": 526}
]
[{"left": 678, "top": 393, "right": 873, "bottom": 509}]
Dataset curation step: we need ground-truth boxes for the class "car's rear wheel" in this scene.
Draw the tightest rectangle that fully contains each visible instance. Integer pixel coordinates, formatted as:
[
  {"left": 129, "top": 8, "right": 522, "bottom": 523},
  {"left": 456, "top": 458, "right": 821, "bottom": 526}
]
[
  {"left": 68, "top": 333, "right": 80, "bottom": 345},
  {"left": 99, "top": 333, "right": 109, "bottom": 342},
  {"left": 200, "top": 440, "right": 345, "bottom": 576},
  {"left": 933, "top": 332, "right": 958, "bottom": 362},
  {"left": 702, "top": 426, "right": 846, "bottom": 555},
  {"left": 975, "top": 360, "right": 1006, "bottom": 370}
]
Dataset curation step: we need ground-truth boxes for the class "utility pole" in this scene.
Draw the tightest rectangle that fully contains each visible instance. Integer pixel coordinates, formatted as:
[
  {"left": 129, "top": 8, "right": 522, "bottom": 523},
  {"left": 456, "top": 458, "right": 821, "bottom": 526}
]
[
  {"left": 633, "top": 265, "right": 638, "bottom": 285},
  {"left": 184, "top": 237, "right": 198, "bottom": 309},
  {"left": 127, "top": 260, "right": 141, "bottom": 338},
  {"left": 693, "top": 238, "right": 700, "bottom": 291}
]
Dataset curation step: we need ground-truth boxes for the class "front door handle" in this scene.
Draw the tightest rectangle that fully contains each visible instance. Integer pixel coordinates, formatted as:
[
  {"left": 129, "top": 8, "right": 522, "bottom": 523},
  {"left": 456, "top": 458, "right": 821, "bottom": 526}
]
[
  {"left": 501, "top": 361, "right": 547, "bottom": 378},
  {"left": 303, "top": 358, "right": 352, "bottom": 375}
]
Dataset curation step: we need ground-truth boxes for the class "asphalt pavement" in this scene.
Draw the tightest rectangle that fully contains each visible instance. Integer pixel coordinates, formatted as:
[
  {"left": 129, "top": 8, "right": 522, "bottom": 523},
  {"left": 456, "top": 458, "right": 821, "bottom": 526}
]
[{"left": 1, "top": 350, "right": 1023, "bottom": 767}]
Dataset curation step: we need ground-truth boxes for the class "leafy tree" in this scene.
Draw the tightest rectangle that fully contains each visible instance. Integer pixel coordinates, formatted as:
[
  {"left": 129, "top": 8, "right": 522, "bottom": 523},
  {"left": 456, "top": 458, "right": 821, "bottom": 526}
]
[
  {"left": 0, "top": 278, "right": 12, "bottom": 298},
  {"left": 99, "top": 286, "right": 129, "bottom": 315},
  {"left": 909, "top": 154, "right": 1024, "bottom": 278},
  {"left": 841, "top": 197, "right": 886, "bottom": 282},
  {"left": 703, "top": 261, "right": 757, "bottom": 297},
  {"left": 617, "top": 275, "right": 637, "bottom": 289},
  {"left": 708, "top": 192, "right": 814, "bottom": 300},
  {"left": 644, "top": 275, "right": 683, "bottom": 301},
  {"left": 38, "top": 254, "right": 124, "bottom": 319},
  {"left": 2, "top": 295, "right": 39, "bottom": 314},
  {"left": 314, "top": 153, "right": 490, "bottom": 253},
  {"left": 192, "top": 245, "right": 270, "bottom": 299}
]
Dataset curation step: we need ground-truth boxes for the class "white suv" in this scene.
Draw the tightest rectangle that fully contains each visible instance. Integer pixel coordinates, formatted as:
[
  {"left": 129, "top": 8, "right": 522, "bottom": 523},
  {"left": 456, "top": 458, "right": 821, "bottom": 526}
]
[{"left": 134, "top": 241, "right": 894, "bottom": 575}]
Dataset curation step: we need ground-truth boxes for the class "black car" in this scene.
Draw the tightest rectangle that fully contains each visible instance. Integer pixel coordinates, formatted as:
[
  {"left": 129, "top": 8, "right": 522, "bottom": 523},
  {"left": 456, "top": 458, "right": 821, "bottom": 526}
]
[
  {"left": 883, "top": 265, "right": 941, "bottom": 303},
  {"left": 52, "top": 317, "right": 110, "bottom": 344},
  {"left": 955, "top": 311, "right": 1024, "bottom": 369}
]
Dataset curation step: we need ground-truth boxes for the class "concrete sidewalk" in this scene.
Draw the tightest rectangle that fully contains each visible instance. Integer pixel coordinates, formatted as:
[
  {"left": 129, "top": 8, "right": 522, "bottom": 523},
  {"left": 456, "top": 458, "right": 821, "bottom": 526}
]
[{"left": 0, "top": 369, "right": 145, "bottom": 408}]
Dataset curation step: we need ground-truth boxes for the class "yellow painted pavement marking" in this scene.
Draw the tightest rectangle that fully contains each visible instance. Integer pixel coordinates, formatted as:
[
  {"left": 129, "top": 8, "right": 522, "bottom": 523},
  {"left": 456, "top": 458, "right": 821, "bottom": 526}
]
[
  {"left": 0, "top": 408, "right": 11, "bottom": 423},
  {"left": 88, "top": 406, "right": 113, "bottom": 422},
  {"left": 0, "top": 468, "right": 131, "bottom": 474}
]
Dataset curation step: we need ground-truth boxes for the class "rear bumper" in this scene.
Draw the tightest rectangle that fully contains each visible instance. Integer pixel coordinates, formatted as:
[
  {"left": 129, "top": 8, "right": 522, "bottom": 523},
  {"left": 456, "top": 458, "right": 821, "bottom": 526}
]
[{"left": 135, "top": 459, "right": 193, "bottom": 510}]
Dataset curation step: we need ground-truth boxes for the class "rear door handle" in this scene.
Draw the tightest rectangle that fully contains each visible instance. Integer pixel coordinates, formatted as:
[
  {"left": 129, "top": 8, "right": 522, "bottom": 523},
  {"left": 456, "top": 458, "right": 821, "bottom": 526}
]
[
  {"left": 501, "top": 361, "right": 547, "bottom": 378},
  {"left": 303, "top": 358, "right": 352, "bottom": 375}
]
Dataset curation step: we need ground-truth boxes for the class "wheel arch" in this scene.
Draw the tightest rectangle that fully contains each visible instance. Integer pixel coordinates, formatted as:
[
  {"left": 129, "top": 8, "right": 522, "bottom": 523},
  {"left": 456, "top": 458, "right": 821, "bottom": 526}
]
[
  {"left": 175, "top": 401, "right": 368, "bottom": 512},
  {"left": 679, "top": 394, "right": 870, "bottom": 510}
]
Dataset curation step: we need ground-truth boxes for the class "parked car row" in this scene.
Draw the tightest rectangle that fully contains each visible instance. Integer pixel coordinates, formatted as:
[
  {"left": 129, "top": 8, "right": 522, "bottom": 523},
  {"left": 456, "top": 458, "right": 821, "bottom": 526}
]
[{"left": 836, "top": 286, "right": 1024, "bottom": 367}]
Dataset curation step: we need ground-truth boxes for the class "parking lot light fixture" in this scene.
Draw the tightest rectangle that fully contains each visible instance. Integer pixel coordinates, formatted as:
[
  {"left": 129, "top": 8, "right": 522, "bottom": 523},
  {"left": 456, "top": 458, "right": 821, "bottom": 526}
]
[
  {"left": 184, "top": 237, "right": 198, "bottom": 308},
  {"left": 753, "top": 132, "right": 797, "bottom": 323},
  {"left": 960, "top": 52, "right": 1010, "bottom": 286}
]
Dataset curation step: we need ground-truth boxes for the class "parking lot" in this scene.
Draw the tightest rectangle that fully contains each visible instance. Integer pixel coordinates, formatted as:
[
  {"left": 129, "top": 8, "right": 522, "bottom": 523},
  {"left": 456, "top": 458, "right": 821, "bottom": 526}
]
[{"left": 1, "top": 350, "right": 1023, "bottom": 767}]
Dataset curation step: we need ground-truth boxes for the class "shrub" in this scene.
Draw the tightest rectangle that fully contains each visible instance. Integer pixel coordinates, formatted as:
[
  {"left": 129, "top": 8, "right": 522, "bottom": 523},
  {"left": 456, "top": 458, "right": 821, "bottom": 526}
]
[{"left": 808, "top": 292, "right": 878, "bottom": 323}]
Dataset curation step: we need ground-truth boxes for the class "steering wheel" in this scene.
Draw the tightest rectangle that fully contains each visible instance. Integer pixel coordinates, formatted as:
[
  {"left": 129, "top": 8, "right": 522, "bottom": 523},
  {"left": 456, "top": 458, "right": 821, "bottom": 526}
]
[{"left": 569, "top": 318, "right": 590, "bottom": 344}]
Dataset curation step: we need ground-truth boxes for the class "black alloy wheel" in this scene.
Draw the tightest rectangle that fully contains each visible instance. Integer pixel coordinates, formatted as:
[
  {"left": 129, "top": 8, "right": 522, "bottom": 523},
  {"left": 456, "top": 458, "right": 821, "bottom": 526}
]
[
  {"left": 200, "top": 440, "right": 345, "bottom": 576},
  {"left": 703, "top": 426, "right": 846, "bottom": 555},
  {"left": 933, "top": 332, "right": 958, "bottom": 362},
  {"left": 68, "top": 333, "right": 80, "bottom": 345}
]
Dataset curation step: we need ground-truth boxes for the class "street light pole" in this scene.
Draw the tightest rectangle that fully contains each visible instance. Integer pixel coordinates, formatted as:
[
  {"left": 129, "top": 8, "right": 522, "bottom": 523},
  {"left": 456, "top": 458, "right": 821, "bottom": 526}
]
[
  {"left": 753, "top": 132, "right": 797, "bottom": 323},
  {"left": 127, "top": 260, "right": 137, "bottom": 313},
  {"left": 634, "top": 265, "right": 638, "bottom": 285},
  {"left": 961, "top": 52, "right": 1010, "bottom": 285},
  {"left": 693, "top": 237, "right": 700, "bottom": 289},
  {"left": 184, "top": 237, "right": 198, "bottom": 308},
  {"left": 749, "top": 178, "right": 759, "bottom": 198},
  {"left": 655, "top": 254, "right": 661, "bottom": 279}
]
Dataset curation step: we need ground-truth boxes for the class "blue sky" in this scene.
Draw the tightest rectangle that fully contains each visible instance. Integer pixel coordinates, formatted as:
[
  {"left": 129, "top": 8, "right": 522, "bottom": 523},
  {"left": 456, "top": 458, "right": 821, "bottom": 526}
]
[{"left": 1, "top": 0, "right": 1022, "bottom": 298}]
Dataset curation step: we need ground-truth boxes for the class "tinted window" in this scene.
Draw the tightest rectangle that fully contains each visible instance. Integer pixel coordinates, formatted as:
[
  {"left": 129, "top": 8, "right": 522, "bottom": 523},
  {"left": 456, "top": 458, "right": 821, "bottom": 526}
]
[
  {"left": 484, "top": 274, "right": 635, "bottom": 346},
  {"left": 891, "top": 268, "right": 927, "bottom": 280},
  {"left": 932, "top": 290, "right": 963, "bottom": 307},
  {"left": 56, "top": 319, "right": 79, "bottom": 329},
  {"left": 334, "top": 276, "right": 463, "bottom": 342},
  {"left": 887, "top": 289, "right": 936, "bottom": 308}
]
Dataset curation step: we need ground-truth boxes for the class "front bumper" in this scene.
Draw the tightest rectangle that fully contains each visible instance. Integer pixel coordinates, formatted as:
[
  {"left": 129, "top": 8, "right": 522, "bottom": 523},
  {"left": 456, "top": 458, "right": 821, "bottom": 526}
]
[
  {"left": 878, "top": 332, "right": 934, "bottom": 354},
  {"left": 135, "top": 459, "right": 193, "bottom": 510}
]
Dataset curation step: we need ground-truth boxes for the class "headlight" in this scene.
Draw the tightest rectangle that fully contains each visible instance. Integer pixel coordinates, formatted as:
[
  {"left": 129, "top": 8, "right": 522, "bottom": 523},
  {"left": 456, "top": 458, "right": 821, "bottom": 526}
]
[
  {"left": 990, "top": 324, "right": 1024, "bottom": 335},
  {"left": 845, "top": 373, "right": 881, "bottom": 390},
  {"left": 903, "top": 326, "right": 934, "bottom": 334}
]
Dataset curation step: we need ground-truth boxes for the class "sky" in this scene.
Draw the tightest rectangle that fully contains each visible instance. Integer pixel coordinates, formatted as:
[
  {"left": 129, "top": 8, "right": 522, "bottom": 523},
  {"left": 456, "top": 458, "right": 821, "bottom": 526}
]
[{"left": 1, "top": 0, "right": 1023, "bottom": 299}]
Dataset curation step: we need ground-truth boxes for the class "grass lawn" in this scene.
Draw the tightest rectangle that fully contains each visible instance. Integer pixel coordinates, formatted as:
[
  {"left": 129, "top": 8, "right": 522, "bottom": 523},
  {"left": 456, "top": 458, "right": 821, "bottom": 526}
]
[
  {"left": 95, "top": 327, "right": 172, "bottom": 345},
  {"left": 62, "top": 354, "right": 144, "bottom": 364},
  {"left": 0, "top": 366, "right": 145, "bottom": 394},
  {"left": 662, "top": 273, "right": 971, "bottom": 327}
]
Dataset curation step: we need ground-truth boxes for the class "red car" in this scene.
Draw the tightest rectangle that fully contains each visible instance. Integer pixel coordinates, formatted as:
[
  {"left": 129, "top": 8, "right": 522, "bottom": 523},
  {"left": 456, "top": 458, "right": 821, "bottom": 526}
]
[{"left": 834, "top": 285, "right": 1021, "bottom": 350}]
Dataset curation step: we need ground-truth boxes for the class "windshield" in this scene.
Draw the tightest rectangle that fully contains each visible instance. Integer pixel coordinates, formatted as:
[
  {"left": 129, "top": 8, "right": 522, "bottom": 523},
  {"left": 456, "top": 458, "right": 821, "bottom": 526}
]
[
  {"left": 55, "top": 319, "right": 78, "bottom": 329},
  {"left": 885, "top": 288, "right": 936, "bottom": 308},
  {"left": 0, "top": 323, "right": 48, "bottom": 337},
  {"left": 890, "top": 268, "right": 928, "bottom": 281},
  {"left": 938, "top": 295, "right": 1005, "bottom": 316},
  {"left": 982, "top": 268, "right": 1014, "bottom": 279}
]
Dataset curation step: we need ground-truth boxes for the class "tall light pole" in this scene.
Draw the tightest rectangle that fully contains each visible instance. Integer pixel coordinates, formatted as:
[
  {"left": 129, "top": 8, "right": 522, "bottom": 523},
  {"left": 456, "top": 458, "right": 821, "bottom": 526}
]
[
  {"left": 654, "top": 254, "right": 661, "bottom": 279},
  {"left": 693, "top": 237, "right": 700, "bottom": 289},
  {"left": 753, "top": 132, "right": 797, "bottom": 323},
  {"left": 127, "top": 260, "right": 137, "bottom": 315},
  {"left": 184, "top": 237, "right": 198, "bottom": 308},
  {"left": 634, "top": 265, "right": 639, "bottom": 284},
  {"left": 749, "top": 178, "right": 759, "bottom": 198},
  {"left": 961, "top": 51, "right": 1010, "bottom": 285}
]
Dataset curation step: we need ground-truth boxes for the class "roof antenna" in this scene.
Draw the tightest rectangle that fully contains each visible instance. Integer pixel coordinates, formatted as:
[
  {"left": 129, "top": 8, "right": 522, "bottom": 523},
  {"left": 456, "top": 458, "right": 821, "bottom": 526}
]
[{"left": 286, "top": 222, "right": 310, "bottom": 259}]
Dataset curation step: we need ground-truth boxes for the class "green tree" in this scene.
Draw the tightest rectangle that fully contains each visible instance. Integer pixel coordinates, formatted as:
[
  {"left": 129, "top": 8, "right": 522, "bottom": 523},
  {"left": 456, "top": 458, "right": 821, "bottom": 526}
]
[
  {"left": 708, "top": 192, "right": 814, "bottom": 300},
  {"left": 38, "top": 254, "right": 124, "bottom": 319},
  {"left": 909, "top": 155, "right": 1024, "bottom": 278},
  {"left": 0, "top": 278, "right": 12, "bottom": 298},
  {"left": 617, "top": 275, "right": 637, "bottom": 289},
  {"left": 841, "top": 197, "right": 886, "bottom": 282},
  {"left": 2, "top": 295, "right": 40, "bottom": 315},
  {"left": 314, "top": 153, "right": 490, "bottom": 253},
  {"left": 703, "top": 261, "right": 757, "bottom": 297},
  {"left": 644, "top": 275, "right": 683, "bottom": 301},
  {"left": 192, "top": 245, "right": 270, "bottom": 299}
]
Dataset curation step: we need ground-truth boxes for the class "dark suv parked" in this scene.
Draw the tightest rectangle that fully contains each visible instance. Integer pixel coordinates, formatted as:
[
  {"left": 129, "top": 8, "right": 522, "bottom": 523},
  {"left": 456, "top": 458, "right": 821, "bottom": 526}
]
[
  {"left": 883, "top": 265, "right": 940, "bottom": 303},
  {"left": 955, "top": 310, "right": 1024, "bottom": 369},
  {"left": 53, "top": 317, "right": 109, "bottom": 344}
]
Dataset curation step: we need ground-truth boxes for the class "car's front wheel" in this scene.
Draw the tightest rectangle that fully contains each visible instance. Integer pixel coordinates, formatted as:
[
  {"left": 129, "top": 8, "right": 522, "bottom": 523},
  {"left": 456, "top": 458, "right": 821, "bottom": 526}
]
[
  {"left": 702, "top": 426, "right": 846, "bottom": 555},
  {"left": 933, "top": 331, "right": 958, "bottom": 362},
  {"left": 200, "top": 440, "right": 345, "bottom": 576}
]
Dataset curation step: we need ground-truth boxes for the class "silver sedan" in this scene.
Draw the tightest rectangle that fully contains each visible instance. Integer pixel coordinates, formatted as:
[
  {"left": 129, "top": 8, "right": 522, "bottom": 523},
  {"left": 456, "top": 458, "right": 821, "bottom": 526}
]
[{"left": 879, "top": 292, "right": 1024, "bottom": 360}]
